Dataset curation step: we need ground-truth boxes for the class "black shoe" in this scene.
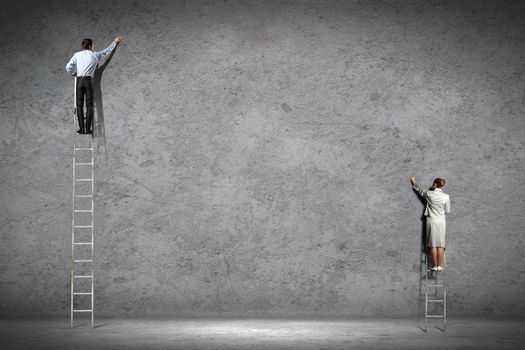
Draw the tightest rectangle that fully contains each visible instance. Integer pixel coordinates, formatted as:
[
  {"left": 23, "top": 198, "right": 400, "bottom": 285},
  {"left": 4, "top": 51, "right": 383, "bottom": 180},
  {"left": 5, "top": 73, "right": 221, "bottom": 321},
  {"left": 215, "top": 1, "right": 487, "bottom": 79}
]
[
  {"left": 76, "top": 129, "right": 85, "bottom": 134},
  {"left": 85, "top": 129, "right": 93, "bottom": 134}
]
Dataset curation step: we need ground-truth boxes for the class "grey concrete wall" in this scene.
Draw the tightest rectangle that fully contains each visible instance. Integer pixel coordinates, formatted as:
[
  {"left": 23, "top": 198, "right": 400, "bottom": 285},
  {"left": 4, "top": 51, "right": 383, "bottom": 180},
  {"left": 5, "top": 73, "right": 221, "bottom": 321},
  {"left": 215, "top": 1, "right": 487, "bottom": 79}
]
[{"left": 1, "top": 0, "right": 524, "bottom": 317}]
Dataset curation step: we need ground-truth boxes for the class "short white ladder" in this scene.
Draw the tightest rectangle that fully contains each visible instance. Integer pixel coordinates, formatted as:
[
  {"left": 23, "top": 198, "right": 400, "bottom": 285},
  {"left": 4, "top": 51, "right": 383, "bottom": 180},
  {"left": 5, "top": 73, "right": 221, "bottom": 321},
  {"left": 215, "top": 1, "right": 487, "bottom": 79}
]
[{"left": 424, "top": 250, "right": 446, "bottom": 332}]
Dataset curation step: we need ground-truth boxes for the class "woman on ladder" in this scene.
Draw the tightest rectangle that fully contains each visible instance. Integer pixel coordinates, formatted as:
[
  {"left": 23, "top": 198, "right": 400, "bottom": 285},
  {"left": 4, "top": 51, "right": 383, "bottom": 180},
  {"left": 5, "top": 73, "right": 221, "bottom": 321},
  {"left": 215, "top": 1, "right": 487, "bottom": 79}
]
[{"left": 411, "top": 176, "right": 451, "bottom": 271}]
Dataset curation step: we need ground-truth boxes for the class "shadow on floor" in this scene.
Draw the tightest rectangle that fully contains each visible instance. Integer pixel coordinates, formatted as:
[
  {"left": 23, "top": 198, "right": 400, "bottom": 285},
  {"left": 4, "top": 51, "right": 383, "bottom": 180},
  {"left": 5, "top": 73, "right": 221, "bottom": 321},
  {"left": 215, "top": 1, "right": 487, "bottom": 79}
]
[{"left": 93, "top": 321, "right": 113, "bottom": 329}]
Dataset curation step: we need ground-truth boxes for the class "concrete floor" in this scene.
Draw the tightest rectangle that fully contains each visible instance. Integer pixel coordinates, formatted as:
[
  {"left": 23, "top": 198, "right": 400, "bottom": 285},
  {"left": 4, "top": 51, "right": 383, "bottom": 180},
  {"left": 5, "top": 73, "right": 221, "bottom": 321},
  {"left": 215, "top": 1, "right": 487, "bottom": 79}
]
[{"left": 1, "top": 318, "right": 523, "bottom": 349}]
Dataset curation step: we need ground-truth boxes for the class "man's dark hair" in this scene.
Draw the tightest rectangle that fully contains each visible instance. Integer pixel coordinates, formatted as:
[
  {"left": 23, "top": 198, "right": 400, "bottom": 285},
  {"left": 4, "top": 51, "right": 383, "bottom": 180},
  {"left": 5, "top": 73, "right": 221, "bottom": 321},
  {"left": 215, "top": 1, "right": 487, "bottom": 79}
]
[{"left": 82, "top": 38, "right": 93, "bottom": 50}]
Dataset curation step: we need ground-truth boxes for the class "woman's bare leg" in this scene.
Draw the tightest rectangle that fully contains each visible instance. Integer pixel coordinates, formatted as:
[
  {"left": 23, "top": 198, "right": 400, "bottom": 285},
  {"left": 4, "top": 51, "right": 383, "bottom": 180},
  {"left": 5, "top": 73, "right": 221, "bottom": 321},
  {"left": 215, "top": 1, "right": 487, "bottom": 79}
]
[
  {"left": 437, "top": 247, "right": 445, "bottom": 267},
  {"left": 430, "top": 247, "right": 438, "bottom": 268}
]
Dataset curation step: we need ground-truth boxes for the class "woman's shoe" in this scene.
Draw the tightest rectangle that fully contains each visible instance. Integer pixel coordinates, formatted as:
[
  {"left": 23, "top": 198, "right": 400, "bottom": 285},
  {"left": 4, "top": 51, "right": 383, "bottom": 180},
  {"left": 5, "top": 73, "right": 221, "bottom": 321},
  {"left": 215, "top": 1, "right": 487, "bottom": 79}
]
[
  {"left": 437, "top": 266, "right": 443, "bottom": 272},
  {"left": 430, "top": 266, "right": 438, "bottom": 271}
]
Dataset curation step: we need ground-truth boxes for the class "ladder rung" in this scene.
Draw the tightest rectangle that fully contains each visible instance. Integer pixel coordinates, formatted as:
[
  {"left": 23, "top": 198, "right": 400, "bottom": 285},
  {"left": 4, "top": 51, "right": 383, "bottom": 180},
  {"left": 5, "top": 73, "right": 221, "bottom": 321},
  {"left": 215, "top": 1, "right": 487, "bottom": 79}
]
[
  {"left": 75, "top": 162, "right": 93, "bottom": 165},
  {"left": 73, "top": 275, "right": 93, "bottom": 278},
  {"left": 427, "top": 300, "right": 444, "bottom": 302},
  {"left": 75, "top": 195, "right": 93, "bottom": 198},
  {"left": 427, "top": 284, "right": 444, "bottom": 287},
  {"left": 75, "top": 148, "right": 93, "bottom": 151},
  {"left": 73, "top": 260, "right": 93, "bottom": 263},
  {"left": 74, "top": 210, "right": 93, "bottom": 212},
  {"left": 74, "top": 225, "right": 93, "bottom": 228},
  {"left": 75, "top": 179, "right": 93, "bottom": 181},
  {"left": 426, "top": 315, "right": 445, "bottom": 318},
  {"left": 73, "top": 292, "right": 93, "bottom": 295},
  {"left": 73, "top": 310, "right": 93, "bottom": 313},
  {"left": 74, "top": 242, "right": 93, "bottom": 245}
]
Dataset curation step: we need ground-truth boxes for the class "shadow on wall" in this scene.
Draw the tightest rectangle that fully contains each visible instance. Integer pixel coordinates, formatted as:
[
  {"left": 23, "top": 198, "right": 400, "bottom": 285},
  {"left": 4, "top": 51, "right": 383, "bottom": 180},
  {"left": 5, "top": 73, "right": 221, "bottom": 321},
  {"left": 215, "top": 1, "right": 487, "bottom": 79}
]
[
  {"left": 414, "top": 187, "right": 428, "bottom": 325},
  {"left": 93, "top": 45, "right": 118, "bottom": 158}
]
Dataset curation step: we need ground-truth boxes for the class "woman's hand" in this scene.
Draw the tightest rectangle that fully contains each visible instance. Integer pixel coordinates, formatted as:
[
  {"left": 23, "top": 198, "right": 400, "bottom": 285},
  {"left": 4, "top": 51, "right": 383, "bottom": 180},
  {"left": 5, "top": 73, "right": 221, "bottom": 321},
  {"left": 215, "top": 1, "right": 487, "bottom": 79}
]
[{"left": 410, "top": 176, "right": 416, "bottom": 185}]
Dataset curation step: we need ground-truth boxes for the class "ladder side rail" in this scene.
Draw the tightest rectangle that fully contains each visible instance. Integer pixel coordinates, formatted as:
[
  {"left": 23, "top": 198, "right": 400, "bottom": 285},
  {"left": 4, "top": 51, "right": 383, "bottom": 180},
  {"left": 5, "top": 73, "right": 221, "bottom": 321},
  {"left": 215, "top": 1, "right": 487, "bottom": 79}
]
[
  {"left": 71, "top": 76, "right": 77, "bottom": 328},
  {"left": 443, "top": 251, "right": 447, "bottom": 331},
  {"left": 425, "top": 248, "right": 428, "bottom": 332},
  {"left": 91, "top": 140, "right": 94, "bottom": 328}
]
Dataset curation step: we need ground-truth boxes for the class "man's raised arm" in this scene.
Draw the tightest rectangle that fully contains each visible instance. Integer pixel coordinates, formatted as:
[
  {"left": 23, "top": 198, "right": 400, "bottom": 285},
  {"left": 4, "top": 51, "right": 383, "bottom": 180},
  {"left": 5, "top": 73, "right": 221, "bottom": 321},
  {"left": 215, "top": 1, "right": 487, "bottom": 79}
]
[{"left": 94, "top": 36, "right": 122, "bottom": 60}]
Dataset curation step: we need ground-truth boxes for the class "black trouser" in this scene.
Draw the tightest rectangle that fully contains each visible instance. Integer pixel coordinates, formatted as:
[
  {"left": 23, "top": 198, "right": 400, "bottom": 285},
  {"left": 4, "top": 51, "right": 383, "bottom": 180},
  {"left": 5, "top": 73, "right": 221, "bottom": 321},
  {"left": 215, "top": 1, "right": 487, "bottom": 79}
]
[{"left": 76, "top": 76, "right": 94, "bottom": 131}]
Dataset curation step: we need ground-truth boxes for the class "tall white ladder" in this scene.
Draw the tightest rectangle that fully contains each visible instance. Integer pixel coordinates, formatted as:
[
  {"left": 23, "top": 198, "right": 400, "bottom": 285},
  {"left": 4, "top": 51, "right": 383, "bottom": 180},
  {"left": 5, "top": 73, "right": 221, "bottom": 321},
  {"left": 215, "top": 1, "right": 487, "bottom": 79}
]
[
  {"left": 71, "top": 77, "right": 95, "bottom": 328},
  {"left": 424, "top": 251, "right": 446, "bottom": 332}
]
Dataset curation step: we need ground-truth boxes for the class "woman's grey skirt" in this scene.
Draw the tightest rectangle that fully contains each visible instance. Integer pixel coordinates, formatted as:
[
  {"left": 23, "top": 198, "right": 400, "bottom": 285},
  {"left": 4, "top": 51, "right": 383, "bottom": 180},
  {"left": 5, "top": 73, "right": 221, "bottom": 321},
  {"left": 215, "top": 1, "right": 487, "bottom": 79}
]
[{"left": 426, "top": 216, "right": 446, "bottom": 248}]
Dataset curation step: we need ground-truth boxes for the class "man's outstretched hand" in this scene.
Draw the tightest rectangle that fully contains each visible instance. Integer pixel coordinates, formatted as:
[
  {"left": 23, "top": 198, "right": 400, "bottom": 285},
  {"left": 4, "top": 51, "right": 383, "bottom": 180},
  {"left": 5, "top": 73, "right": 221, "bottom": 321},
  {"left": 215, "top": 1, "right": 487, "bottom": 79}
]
[
  {"left": 114, "top": 36, "right": 122, "bottom": 44},
  {"left": 410, "top": 176, "right": 416, "bottom": 185}
]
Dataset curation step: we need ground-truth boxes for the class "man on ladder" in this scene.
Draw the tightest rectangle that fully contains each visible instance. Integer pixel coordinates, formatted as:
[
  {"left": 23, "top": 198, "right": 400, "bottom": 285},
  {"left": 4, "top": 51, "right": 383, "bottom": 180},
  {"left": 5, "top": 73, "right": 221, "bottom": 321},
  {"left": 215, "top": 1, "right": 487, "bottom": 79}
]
[
  {"left": 66, "top": 36, "right": 122, "bottom": 134},
  {"left": 66, "top": 36, "right": 121, "bottom": 328}
]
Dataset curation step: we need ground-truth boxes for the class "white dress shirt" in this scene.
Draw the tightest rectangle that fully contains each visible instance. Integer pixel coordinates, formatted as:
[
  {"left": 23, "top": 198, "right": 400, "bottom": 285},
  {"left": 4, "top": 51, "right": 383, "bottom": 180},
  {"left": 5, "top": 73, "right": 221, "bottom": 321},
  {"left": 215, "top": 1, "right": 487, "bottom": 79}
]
[{"left": 66, "top": 41, "right": 117, "bottom": 78}]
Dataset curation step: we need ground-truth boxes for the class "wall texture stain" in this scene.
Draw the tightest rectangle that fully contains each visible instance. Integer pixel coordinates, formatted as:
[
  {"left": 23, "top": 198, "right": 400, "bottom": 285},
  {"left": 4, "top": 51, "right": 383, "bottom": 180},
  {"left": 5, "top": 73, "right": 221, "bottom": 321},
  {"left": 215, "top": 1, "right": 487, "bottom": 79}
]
[{"left": 0, "top": 0, "right": 524, "bottom": 317}]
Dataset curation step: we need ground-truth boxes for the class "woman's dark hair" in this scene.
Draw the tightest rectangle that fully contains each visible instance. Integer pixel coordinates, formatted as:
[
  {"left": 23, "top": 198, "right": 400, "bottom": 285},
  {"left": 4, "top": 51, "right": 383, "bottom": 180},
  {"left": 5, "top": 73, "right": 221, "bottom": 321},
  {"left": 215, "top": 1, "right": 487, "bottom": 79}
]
[
  {"left": 432, "top": 178, "right": 446, "bottom": 189},
  {"left": 82, "top": 38, "right": 93, "bottom": 50}
]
